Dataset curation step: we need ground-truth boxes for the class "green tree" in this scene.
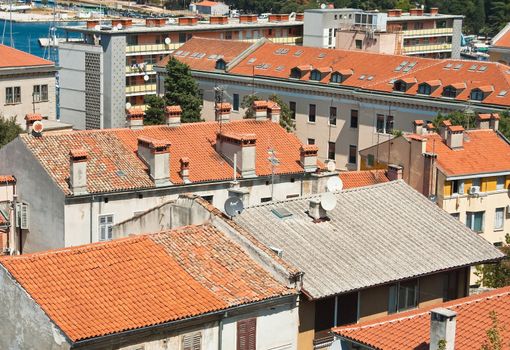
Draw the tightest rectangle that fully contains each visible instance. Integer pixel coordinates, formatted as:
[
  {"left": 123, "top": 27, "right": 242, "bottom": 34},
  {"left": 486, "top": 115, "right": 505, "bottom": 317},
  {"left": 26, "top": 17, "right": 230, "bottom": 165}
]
[
  {"left": 480, "top": 311, "right": 506, "bottom": 350},
  {"left": 0, "top": 116, "right": 21, "bottom": 148},
  {"left": 163, "top": 56, "right": 203, "bottom": 123},
  {"left": 475, "top": 234, "right": 510, "bottom": 288},
  {"left": 144, "top": 95, "right": 166, "bottom": 125},
  {"left": 241, "top": 94, "right": 295, "bottom": 132},
  {"left": 433, "top": 110, "right": 477, "bottom": 130}
]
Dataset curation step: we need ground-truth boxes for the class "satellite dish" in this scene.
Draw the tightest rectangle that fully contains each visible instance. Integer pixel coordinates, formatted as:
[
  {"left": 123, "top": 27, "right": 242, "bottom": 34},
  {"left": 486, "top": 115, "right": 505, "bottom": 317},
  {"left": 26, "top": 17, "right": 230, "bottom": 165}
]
[
  {"left": 94, "top": 24, "right": 100, "bottom": 31},
  {"left": 327, "top": 160, "right": 336, "bottom": 172},
  {"left": 320, "top": 192, "right": 337, "bottom": 211},
  {"left": 125, "top": 102, "right": 132, "bottom": 109},
  {"left": 330, "top": 340, "right": 342, "bottom": 350},
  {"left": 320, "top": 3, "right": 327, "bottom": 9},
  {"left": 164, "top": 37, "right": 171, "bottom": 45},
  {"left": 32, "top": 121, "right": 44, "bottom": 134},
  {"left": 143, "top": 74, "right": 149, "bottom": 81},
  {"left": 224, "top": 196, "right": 244, "bottom": 217},
  {"left": 116, "top": 23, "right": 123, "bottom": 30},
  {"left": 327, "top": 177, "right": 343, "bottom": 192}
]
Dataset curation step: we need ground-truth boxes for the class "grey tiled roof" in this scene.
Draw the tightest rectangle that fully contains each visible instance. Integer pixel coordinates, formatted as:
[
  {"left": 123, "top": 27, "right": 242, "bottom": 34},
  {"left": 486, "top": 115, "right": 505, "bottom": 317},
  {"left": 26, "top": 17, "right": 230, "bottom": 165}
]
[{"left": 233, "top": 181, "right": 504, "bottom": 299}]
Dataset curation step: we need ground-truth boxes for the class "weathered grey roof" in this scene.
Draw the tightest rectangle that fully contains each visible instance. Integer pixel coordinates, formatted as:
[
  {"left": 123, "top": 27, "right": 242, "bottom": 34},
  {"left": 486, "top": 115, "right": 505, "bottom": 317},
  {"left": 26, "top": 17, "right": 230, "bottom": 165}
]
[{"left": 233, "top": 181, "right": 504, "bottom": 299}]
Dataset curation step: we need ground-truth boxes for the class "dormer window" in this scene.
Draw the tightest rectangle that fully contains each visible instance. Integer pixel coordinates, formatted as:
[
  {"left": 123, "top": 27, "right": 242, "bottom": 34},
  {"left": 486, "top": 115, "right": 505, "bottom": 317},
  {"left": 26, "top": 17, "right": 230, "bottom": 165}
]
[
  {"left": 331, "top": 72, "right": 343, "bottom": 83},
  {"left": 418, "top": 83, "right": 431, "bottom": 95},
  {"left": 330, "top": 69, "right": 353, "bottom": 84},
  {"left": 290, "top": 67, "right": 302, "bottom": 79},
  {"left": 215, "top": 59, "right": 226, "bottom": 70},
  {"left": 310, "top": 70, "right": 322, "bottom": 81},
  {"left": 393, "top": 78, "right": 416, "bottom": 92},
  {"left": 443, "top": 86, "right": 458, "bottom": 98},
  {"left": 470, "top": 89, "right": 484, "bottom": 101}
]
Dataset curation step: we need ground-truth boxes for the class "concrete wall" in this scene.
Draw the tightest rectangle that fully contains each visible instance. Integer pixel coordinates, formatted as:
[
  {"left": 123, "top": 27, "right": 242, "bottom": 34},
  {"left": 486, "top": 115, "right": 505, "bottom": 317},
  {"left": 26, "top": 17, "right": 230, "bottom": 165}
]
[
  {"left": 0, "top": 70, "right": 56, "bottom": 126},
  {"left": 103, "top": 36, "right": 126, "bottom": 129},
  {"left": 0, "top": 266, "right": 71, "bottom": 350},
  {"left": 336, "top": 31, "right": 397, "bottom": 54}
]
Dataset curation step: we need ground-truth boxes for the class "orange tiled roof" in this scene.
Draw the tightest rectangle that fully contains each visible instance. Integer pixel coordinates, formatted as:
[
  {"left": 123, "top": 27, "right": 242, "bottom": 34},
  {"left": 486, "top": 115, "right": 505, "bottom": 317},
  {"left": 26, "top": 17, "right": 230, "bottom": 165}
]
[
  {"left": 492, "top": 24, "right": 510, "bottom": 48},
  {"left": 333, "top": 286, "right": 510, "bottom": 350},
  {"left": 410, "top": 129, "right": 510, "bottom": 176},
  {"left": 157, "top": 37, "right": 252, "bottom": 71},
  {"left": 0, "top": 175, "right": 15, "bottom": 183},
  {"left": 339, "top": 170, "right": 390, "bottom": 189},
  {"left": 21, "top": 120, "right": 315, "bottom": 195},
  {"left": 0, "top": 224, "right": 293, "bottom": 342},
  {"left": 195, "top": 0, "right": 220, "bottom": 6},
  {"left": 0, "top": 45, "right": 54, "bottom": 69}
]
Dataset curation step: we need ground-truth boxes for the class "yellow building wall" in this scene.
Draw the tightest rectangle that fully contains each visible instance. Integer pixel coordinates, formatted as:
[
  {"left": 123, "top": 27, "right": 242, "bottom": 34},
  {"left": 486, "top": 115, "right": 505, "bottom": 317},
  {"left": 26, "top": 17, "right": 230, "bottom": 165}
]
[
  {"left": 358, "top": 285, "right": 389, "bottom": 322},
  {"left": 298, "top": 297, "right": 315, "bottom": 350}
]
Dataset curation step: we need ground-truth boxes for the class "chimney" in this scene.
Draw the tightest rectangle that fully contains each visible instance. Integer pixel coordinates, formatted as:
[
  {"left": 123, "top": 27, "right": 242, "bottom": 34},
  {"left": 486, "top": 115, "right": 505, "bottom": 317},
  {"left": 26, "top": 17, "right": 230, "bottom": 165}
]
[
  {"left": 409, "top": 8, "right": 424, "bottom": 16},
  {"left": 180, "top": 157, "right": 191, "bottom": 184},
  {"left": 426, "top": 123, "right": 435, "bottom": 134},
  {"left": 165, "top": 105, "right": 182, "bottom": 127},
  {"left": 413, "top": 120, "right": 424, "bottom": 135},
  {"left": 308, "top": 198, "right": 326, "bottom": 221},
  {"left": 252, "top": 100, "right": 268, "bottom": 121},
  {"left": 476, "top": 114, "right": 491, "bottom": 129},
  {"left": 69, "top": 149, "right": 88, "bottom": 195},
  {"left": 126, "top": 107, "right": 144, "bottom": 130},
  {"left": 300, "top": 145, "right": 318, "bottom": 173},
  {"left": 387, "top": 164, "right": 403, "bottom": 181},
  {"left": 387, "top": 9, "right": 402, "bottom": 17},
  {"left": 25, "top": 114, "right": 43, "bottom": 134},
  {"left": 439, "top": 120, "right": 451, "bottom": 140},
  {"left": 430, "top": 7, "right": 439, "bottom": 15},
  {"left": 146, "top": 18, "right": 167, "bottom": 27},
  {"left": 216, "top": 132, "right": 257, "bottom": 178},
  {"left": 446, "top": 125, "right": 464, "bottom": 149},
  {"left": 215, "top": 102, "right": 231, "bottom": 123},
  {"left": 295, "top": 13, "right": 304, "bottom": 21},
  {"left": 137, "top": 137, "right": 172, "bottom": 187},
  {"left": 490, "top": 113, "right": 500, "bottom": 131},
  {"left": 267, "top": 101, "right": 281, "bottom": 123},
  {"left": 430, "top": 308, "right": 457, "bottom": 350}
]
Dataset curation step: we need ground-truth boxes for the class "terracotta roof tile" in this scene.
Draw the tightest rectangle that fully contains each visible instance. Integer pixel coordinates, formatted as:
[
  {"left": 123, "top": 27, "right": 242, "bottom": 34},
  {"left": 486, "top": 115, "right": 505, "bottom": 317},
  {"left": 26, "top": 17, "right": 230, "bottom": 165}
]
[
  {"left": 0, "top": 175, "right": 15, "bottom": 183},
  {"left": 165, "top": 105, "right": 182, "bottom": 113},
  {"left": 448, "top": 125, "right": 465, "bottom": 132},
  {"left": 333, "top": 286, "right": 510, "bottom": 350},
  {"left": 339, "top": 170, "right": 390, "bottom": 189},
  {"left": 0, "top": 45, "right": 54, "bottom": 69},
  {"left": 0, "top": 224, "right": 294, "bottom": 342},
  {"left": 24, "top": 114, "right": 43, "bottom": 122},
  {"left": 21, "top": 120, "right": 314, "bottom": 195}
]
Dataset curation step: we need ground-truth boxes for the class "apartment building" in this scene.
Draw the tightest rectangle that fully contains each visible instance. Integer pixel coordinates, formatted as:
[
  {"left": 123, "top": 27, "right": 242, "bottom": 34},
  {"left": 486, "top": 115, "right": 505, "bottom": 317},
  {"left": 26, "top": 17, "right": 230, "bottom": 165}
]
[
  {"left": 359, "top": 115, "right": 510, "bottom": 246},
  {"left": 158, "top": 37, "right": 510, "bottom": 170},
  {"left": 303, "top": 7, "right": 463, "bottom": 58},
  {"left": 489, "top": 22, "right": 510, "bottom": 64},
  {"left": 0, "top": 45, "right": 57, "bottom": 127},
  {"left": 58, "top": 15, "right": 303, "bottom": 129}
]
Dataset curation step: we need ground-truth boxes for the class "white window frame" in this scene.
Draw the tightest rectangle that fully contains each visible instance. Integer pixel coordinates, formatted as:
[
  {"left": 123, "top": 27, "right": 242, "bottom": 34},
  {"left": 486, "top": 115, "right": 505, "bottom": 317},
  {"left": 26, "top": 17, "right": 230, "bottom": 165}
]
[
  {"left": 33, "top": 84, "right": 49, "bottom": 102},
  {"left": 494, "top": 208, "right": 505, "bottom": 231},
  {"left": 466, "top": 211, "right": 485, "bottom": 233},
  {"left": 98, "top": 214, "right": 114, "bottom": 241}
]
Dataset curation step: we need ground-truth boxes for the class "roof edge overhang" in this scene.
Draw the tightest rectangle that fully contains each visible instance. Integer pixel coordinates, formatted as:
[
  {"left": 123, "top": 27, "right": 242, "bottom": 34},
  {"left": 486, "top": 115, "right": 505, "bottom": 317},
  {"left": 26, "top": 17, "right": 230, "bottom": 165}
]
[{"left": 445, "top": 170, "right": 510, "bottom": 181}]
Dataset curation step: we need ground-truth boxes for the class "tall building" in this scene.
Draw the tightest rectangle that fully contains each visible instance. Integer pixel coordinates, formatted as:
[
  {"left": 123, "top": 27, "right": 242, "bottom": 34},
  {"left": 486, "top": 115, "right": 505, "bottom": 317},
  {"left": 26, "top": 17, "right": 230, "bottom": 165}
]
[
  {"left": 58, "top": 15, "right": 303, "bottom": 129},
  {"left": 304, "top": 7, "right": 463, "bottom": 58}
]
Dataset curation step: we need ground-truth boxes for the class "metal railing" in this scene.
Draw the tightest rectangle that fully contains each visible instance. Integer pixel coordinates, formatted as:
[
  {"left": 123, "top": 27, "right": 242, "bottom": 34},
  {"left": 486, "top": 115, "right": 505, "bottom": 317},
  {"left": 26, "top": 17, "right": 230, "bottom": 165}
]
[
  {"left": 403, "top": 43, "right": 452, "bottom": 53},
  {"left": 125, "top": 64, "right": 155, "bottom": 74},
  {"left": 125, "top": 43, "right": 180, "bottom": 54},
  {"left": 403, "top": 27, "right": 453, "bottom": 37},
  {"left": 125, "top": 84, "right": 157, "bottom": 95}
]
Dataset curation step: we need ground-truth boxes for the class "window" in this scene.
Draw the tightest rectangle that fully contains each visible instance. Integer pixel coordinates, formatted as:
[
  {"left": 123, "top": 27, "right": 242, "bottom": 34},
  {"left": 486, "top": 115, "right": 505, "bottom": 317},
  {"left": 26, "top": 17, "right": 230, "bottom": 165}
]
[
  {"left": 451, "top": 213, "right": 460, "bottom": 220},
  {"left": 98, "top": 214, "right": 113, "bottom": 241},
  {"left": 126, "top": 35, "right": 138, "bottom": 45},
  {"left": 307, "top": 138, "right": 315, "bottom": 145},
  {"left": 290, "top": 68, "right": 302, "bottom": 79},
  {"left": 452, "top": 180, "right": 464, "bottom": 195},
  {"left": 394, "top": 80, "right": 407, "bottom": 92},
  {"left": 329, "top": 106, "right": 337, "bottom": 126},
  {"left": 33, "top": 84, "right": 48, "bottom": 102},
  {"left": 470, "top": 89, "right": 484, "bottom": 101},
  {"left": 386, "top": 116, "right": 394, "bottom": 134},
  {"left": 355, "top": 39, "right": 363, "bottom": 49},
  {"left": 349, "top": 145, "right": 357, "bottom": 164},
  {"left": 201, "top": 195, "right": 213, "bottom": 204},
  {"left": 308, "top": 104, "right": 316, "bottom": 123},
  {"left": 215, "top": 59, "right": 226, "bottom": 70},
  {"left": 466, "top": 211, "right": 485, "bottom": 232},
  {"left": 182, "top": 331, "right": 202, "bottom": 350},
  {"left": 5, "top": 86, "right": 21, "bottom": 104},
  {"left": 376, "top": 114, "right": 385, "bottom": 133},
  {"left": 225, "top": 31, "right": 232, "bottom": 40},
  {"left": 328, "top": 141, "right": 336, "bottom": 160},
  {"left": 289, "top": 101, "right": 296, "bottom": 120},
  {"left": 497, "top": 176, "right": 505, "bottom": 190},
  {"left": 233, "top": 93, "right": 240, "bottom": 111},
  {"left": 418, "top": 83, "right": 431, "bottom": 95},
  {"left": 330, "top": 72, "right": 343, "bottom": 83},
  {"left": 261, "top": 197, "right": 272, "bottom": 203},
  {"left": 310, "top": 70, "right": 322, "bottom": 81},
  {"left": 443, "top": 86, "right": 457, "bottom": 98},
  {"left": 350, "top": 109, "right": 358, "bottom": 128},
  {"left": 367, "top": 154, "right": 374, "bottom": 167},
  {"left": 494, "top": 208, "right": 505, "bottom": 230},
  {"left": 388, "top": 279, "right": 418, "bottom": 314},
  {"left": 178, "top": 33, "right": 187, "bottom": 43},
  {"left": 237, "top": 318, "right": 256, "bottom": 350}
]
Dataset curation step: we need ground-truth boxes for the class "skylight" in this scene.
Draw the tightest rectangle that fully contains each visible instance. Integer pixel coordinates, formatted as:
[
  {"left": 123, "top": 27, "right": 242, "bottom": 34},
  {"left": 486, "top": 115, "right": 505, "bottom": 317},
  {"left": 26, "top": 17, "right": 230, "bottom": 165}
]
[
  {"left": 271, "top": 207, "right": 293, "bottom": 219},
  {"left": 318, "top": 53, "right": 326, "bottom": 59},
  {"left": 248, "top": 57, "right": 257, "bottom": 64},
  {"left": 453, "top": 64, "right": 462, "bottom": 70},
  {"left": 359, "top": 75, "right": 366, "bottom": 80},
  {"left": 274, "top": 48, "right": 289, "bottom": 55},
  {"left": 468, "top": 64, "right": 478, "bottom": 71},
  {"left": 294, "top": 50, "right": 303, "bottom": 56},
  {"left": 498, "top": 90, "right": 508, "bottom": 97},
  {"left": 479, "top": 66, "right": 488, "bottom": 72},
  {"left": 275, "top": 65, "right": 285, "bottom": 71},
  {"left": 208, "top": 54, "right": 218, "bottom": 60},
  {"left": 367, "top": 75, "right": 374, "bottom": 81},
  {"left": 444, "top": 63, "right": 453, "bottom": 69},
  {"left": 256, "top": 63, "right": 271, "bottom": 70}
]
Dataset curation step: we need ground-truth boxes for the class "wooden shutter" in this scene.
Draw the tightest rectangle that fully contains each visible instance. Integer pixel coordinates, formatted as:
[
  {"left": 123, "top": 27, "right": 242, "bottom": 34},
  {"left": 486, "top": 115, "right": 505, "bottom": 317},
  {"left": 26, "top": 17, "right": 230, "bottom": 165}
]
[
  {"left": 237, "top": 318, "right": 256, "bottom": 350},
  {"left": 182, "top": 332, "right": 201, "bottom": 350}
]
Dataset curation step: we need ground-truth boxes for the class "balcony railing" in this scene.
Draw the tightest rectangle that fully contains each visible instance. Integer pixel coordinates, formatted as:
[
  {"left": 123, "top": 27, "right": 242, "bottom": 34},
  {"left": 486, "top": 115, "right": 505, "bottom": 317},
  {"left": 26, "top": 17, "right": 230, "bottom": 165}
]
[
  {"left": 125, "top": 64, "right": 155, "bottom": 75},
  {"left": 126, "top": 43, "right": 181, "bottom": 55},
  {"left": 403, "top": 27, "right": 454, "bottom": 37},
  {"left": 125, "top": 84, "right": 157, "bottom": 95},
  {"left": 237, "top": 36, "right": 302, "bottom": 45},
  {"left": 403, "top": 43, "right": 452, "bottom": 54}
]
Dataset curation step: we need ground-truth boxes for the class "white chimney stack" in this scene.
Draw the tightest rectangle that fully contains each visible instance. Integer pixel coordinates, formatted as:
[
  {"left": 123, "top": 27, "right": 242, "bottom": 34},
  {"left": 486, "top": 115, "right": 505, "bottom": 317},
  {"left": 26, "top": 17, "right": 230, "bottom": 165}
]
[
  {"left": 69, "top": 149, "right": 88, "bottom": 195},
  {"left": 267, "top": 101, "right": 281, "bottom": 123},
  {"left": 252, "top": 100, "right": 268, "bottom": 121},
  {"left": 308, "top": 198, "right": 326, "bottom": 221},
  {"left": 430, "top": 308, "right": 457, "bottom": 350},
  {"left": 216, "top": 131, "right": 257, "bottom": 178},
  {"left": 137, "top": 137, "right": 172, "bottom": 187},
  {"left": 126, "top": 107, "right": 144, "bottom": 130},
  {"left": 446, "top": 125, "right": 464, "bottom": 149},
  {"left": 165, "top": 105, "right": 182, "bottom": 127},
  {"left": 180, "top": 157, "right": 191, "bottom": 184},
  {"left": 215, "top": 102, "right": 231, "bottom": 123},
  {"left": 413, "top": 120, "right": 424, "bottom": 135},
  {"left": 300, "top": 145, "right": 318, "bottom": 173}
]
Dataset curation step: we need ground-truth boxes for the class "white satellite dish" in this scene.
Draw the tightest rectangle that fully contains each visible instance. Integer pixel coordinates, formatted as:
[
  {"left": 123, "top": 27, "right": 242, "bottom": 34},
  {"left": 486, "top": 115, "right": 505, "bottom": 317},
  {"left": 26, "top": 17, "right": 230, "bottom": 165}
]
[
  {"left": 32, "top": 121, "right": 44, "bottom": 134},
  {"left": 320, "top": 192, "right": 337, "bottom": 211},
  {"left": 143, "top": 74, "right": 149, "bottom": 81},
  {"left": 224, "top": 196, "right": 244, "bottom": 217},
  {"left": 320, "top": 3, "right": 327, "bottom": 9},
  {"left": 94, "top": 24, "right": 100, "bottom": 31},
  {"left": 327, "top": 160, "right": 336, "bottom": 172},
  {"left": 125, "top": 102, "right": 132, "bottom": 110},
  {"left": 330, "top": 339, "right": 342, "bottom": 350},
  {"left": 164, "top": 37, "right": 171, "bottom": 45},
  {"left": 327, "top": 177, "right": 343, "bottom": 192},
  {"left": 116, "top": 23, "right": 123, "bottom": 30}
]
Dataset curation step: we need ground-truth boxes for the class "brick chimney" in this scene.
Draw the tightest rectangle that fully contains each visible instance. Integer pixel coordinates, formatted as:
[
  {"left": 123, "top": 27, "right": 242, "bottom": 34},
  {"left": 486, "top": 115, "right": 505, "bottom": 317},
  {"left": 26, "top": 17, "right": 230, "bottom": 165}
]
[
  {"left": 252, "top": 100, "right": 268, "bottom": 121},
  {"left": 165, "top": 105, "right": 182, "bottom": 127},
  {"left": 387, "top": 164, "right": 403, "bottom": 181},
  {"left": 439, "top": 120, "right": 451, "bottom": 140},
  {"left": 446, "top": 125, "right": 464, "bottom": 149},
  {"left": 430, "top": 7, "right": 439, "bottom": 15},
  {"left": 490, "top": 113, "right": 500, "bottom": 131},
  {"left": 137, "top": 137, "right": 172, "bottom": 187},
  {"left": 413, "top": 120, "right": 424, "bottom": 135},
  {"left": 387, "top": 9, "right": 402, "bottom": 17},
  {"left": 25, "top": 114, "right": 43, "bottom": 134},
  {"left": 216, "top": 132, "right": 257, "bottom": 178},
  {"left": 215, "top": 102, "right": 231, "bottom": 123},
  {"left": 126, "top": 107, "right": 144, "bottom": 130},
  {"left": 409, "top": 8, "right": 424, "bottom": 16},
  {"left": 69, "top": 149, "right": 88, "bottom": 195},
  {"left": 430, "top": 308, "right": 456, "bottom": 350},
  {"left": 267, "top": 101, "right": 281, "bottom": 123},
  {"left": 300, "top": 145, "right": 318, "bottom": 173},
  {"left": 180, "top": 157, "right": 191, "bottom": 184}
]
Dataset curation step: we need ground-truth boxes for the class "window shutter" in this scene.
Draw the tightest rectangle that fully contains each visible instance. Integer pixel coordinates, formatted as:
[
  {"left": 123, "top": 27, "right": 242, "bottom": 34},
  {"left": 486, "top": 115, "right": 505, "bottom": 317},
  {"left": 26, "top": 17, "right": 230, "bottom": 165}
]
[
  {"left": 192, "top": 332, "right": 202, "bottom": 350},
  {"left": 182, "top": 334, "right": 192, "bottom": 350},
  {"left": 237, "top": 318, "right": 256, "bottom": 350}
]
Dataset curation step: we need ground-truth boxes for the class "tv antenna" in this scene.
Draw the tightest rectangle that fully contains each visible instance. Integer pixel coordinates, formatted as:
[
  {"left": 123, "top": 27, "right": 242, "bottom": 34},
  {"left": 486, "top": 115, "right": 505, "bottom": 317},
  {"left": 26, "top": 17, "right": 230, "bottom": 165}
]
[
  {"left": 224, "top": 196, "right": 244, "bottom": 218},
  {"left": 268, "top": 148, "right": 280, "bottom": 199}
]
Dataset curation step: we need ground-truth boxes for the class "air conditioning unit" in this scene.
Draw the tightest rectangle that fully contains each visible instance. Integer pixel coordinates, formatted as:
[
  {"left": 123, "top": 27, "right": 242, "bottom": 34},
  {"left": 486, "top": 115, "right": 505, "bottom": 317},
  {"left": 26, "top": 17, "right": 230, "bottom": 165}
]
[{"left": 469, "top": 186, "right": 480, "bottom": 196}]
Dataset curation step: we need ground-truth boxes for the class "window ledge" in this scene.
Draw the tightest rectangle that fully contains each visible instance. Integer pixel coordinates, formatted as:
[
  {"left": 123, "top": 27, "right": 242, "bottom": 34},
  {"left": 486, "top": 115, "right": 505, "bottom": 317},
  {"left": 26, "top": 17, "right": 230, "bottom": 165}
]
[
  {"left": 494, "top": 228, "right": 505, "bottom": 232},
  {"left": 4, "top": 102, "right": 21, "bottom": 106}
]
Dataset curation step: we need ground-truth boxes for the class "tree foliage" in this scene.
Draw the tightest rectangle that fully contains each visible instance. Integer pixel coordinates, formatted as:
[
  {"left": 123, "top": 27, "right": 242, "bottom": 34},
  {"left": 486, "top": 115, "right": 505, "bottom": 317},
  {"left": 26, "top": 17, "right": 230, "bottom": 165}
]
[
  {"left": 0, "top": 116, "right": 22, "bottom": 148},
  {"left": 241, "top": 94, "right": 296, "bottom": 132},
  {"left": 480, "top": 311, "right": 506, "bottom": 350},
  {"left": 144, "top": 95, "right": 166, "bottom": 125},
  {"left": 433, "top": 110, "right": 510, "bottom": 141},
  {"left": 475, "top": 234, "right": 510, "bottom": 288}
]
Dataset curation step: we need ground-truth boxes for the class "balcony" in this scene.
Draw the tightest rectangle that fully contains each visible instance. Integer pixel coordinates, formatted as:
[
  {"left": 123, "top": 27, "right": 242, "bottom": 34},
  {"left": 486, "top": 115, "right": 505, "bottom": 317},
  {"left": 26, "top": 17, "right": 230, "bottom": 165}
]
[
  {"left": 125, "top": 42, "right": 181, "bottom": 55},
  {"left": 403, "top": 43, "right": 452, "bottom": 54},
  {"left": 402, "top": 27, "right": 453, "bottom": 38},
  {"left": 125, "top": 64, "right": 155, "bottom": 75},
  {"left": 125, "top": 84, "right": 157, "bottom": 96},
  {"left": 238, "top": 36, "right": 303, "bottom": 45}
]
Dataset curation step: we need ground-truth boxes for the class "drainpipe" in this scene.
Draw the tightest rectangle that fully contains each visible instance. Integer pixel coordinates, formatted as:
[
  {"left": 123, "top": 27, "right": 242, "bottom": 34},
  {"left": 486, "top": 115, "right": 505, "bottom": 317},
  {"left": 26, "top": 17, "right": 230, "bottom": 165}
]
[
  {"left": 89, "top": 196, "right": 95, "bottom": 244},
  {"left": 218, "top": 312, "right": 227, "bottom": 350}
]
